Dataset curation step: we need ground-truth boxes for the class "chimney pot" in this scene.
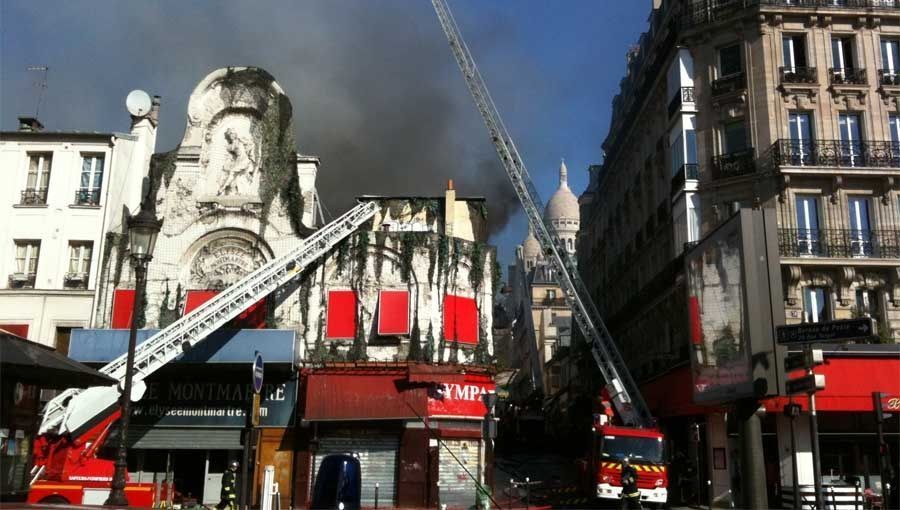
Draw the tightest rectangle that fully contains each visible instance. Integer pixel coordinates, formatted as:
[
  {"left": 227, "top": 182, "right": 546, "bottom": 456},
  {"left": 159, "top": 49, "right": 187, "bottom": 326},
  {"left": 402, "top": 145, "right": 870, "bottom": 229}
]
[{"left": 447, "top": 179, "right": 454, "bottom": 191}]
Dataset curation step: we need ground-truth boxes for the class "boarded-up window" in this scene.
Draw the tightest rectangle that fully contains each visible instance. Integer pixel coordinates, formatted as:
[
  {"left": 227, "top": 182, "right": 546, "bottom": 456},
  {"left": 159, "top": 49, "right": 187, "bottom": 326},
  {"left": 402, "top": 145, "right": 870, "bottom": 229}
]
[
  {"left": 184, "top": 290, "right": 266, "bottom": 329},
  {"left": 0, "top": 324, "right": 29, "bottom": 338},
  {"left": 443, "top": 295, "right": 478, "bottom": 345},
  {"left": 111, "top": 289, "right": 135, "bottom": 329},
  {"left": 378, "top": 290, "right": 410, "bottom": 336},
  {"left": 326, "top": 290, "right": 357, "bottom": 339}
]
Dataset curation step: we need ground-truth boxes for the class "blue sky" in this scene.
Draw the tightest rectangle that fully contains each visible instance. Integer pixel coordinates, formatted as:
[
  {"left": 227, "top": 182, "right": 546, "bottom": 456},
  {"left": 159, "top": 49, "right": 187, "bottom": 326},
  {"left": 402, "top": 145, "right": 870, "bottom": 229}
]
[{"left": 1, "top": 1, "right": 649, "bottom": 276}]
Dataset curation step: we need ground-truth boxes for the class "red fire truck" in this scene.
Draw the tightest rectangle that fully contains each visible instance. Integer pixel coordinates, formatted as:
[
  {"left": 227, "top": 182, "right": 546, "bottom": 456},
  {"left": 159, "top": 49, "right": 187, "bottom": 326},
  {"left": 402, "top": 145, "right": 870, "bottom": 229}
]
[{"left": 586, "top": 421, "right": 668, "bottom": 506}]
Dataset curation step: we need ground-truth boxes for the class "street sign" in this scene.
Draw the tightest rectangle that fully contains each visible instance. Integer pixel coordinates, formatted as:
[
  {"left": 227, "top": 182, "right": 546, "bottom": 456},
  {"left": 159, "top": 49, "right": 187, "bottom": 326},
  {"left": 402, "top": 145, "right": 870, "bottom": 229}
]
[
  {"left": 786, "top": 374, "right": 826, "bottom": 395},
  {"left": 252, "top": 351, "right": 264, "bottom": 394},
  {"left": 776, "top": 318, "right": 874, "bottom": 345},
  {"left": 784, "top": 349, "right": 824, "bottom": 371}
]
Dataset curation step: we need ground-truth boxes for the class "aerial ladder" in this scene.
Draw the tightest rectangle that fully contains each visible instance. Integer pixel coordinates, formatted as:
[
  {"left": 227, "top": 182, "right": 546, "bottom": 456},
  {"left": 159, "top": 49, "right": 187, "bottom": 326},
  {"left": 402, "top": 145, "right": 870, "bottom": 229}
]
[
  {"left": 29, "top": 200, "right": 377, "bottom": 505},
  {"left": 432, "top": 2, "right": 669, "bottom": 503}
]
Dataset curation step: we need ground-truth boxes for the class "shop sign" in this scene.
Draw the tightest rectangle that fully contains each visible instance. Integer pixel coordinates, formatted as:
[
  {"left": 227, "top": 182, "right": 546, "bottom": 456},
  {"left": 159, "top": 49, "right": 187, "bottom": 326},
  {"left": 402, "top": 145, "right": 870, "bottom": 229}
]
[
  {"left": 881, "top": 394, "right": 900, "bottom": 412},
  {"left": 427, "top": 382, "right": 496, "bottom": 417},
  {"left": 131, "top": 379, "right": 295, "bottom": 427}
]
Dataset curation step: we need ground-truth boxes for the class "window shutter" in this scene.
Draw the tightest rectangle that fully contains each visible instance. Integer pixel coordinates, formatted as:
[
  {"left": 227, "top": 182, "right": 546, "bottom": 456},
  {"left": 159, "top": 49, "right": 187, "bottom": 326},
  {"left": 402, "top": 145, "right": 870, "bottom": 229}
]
[
  {"left": 111, "top": 289, "right": 136, "bottom": 329},
  {"left": 378, "top": 290, "right": 410, "bottom": 336},
  {"left": 443, "top": 295, "right": 478, "bottom": 345},
  {"left": 326, "top": 290, "right": 358, "bottom": 339}
]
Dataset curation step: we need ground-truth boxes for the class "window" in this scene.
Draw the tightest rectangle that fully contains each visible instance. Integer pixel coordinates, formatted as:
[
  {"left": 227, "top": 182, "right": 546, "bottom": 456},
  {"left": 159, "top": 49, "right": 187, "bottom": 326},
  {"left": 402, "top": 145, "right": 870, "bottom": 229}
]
[
  {"left": 889, "top": 114, "right": 900, "bottom": 163},
  {"left": 723, "top": 119, "right": 747, "bottom": 153},
  {"left": 881, "top": 38, "right": 900, "bottom": 84},
  {"left": 547, "top": 290, "right": 557, "bottom": 300},
  {"left": 14, "top": 240, "right": 40, "bottom": 276},
  {"left": 55, "top": 326, "right": 73, "bottom": 355},
  {"left": 838, "top": 113, "right": 863, "bottom": 166},
  {"left": 76, "top": 154, "right": 104, "bottom": 205},
  {"left": 671, "top": 133, "right": 684, "bottom": 176},
  {"left": 783, "top": 34, "right": 808, "bottom": 72},
  {"left": 685, "top": 129, "right": 698, "bottom": 165},
  {"left": 831, "top": 36, "right": 855, "bottom": 76},
  {"left": 795, "top": 196, "right": 820, "bottom": 256},
  {"left": 65, "top": 241, "right": 93, "bottom": 287},
  {"left": 719, "top": 44, "right": 742, "bottom": 77},
  {"left": 802, "top": 287, "right": 830, "bottom": 323},
  {"left": 847, "top": 197, "right": 872, "bottom": 257},
  {"left": 23, "top": 153, "right": 52, "bottom": 205},
  {"left": 855, "top": 288, "right": 880, "bottom": 319},
  {"left": 789, "top": 112, "right": 814, "bottom": 165}
]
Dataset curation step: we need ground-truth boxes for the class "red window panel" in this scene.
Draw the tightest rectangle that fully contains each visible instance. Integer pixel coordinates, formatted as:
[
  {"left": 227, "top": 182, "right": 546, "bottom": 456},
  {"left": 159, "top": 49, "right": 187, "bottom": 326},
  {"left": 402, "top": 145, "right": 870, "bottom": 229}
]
[
  {"left": 326, "top": 290, "right": 357, "bottom": 339},
  {"left": 443, "top": 295, "right": 478, "bottom": 345},
  {"left": 184, "top": 290, "right": 266, "bottom": 329},
  {"left": 111, "top": 289, "right": 136, "bottom": 329},
  {"left": 378, "top": 290, "right": 410, "bottom": 336},
  {"left": 0, "top": 324, "right": 29, "bottom": 338}
]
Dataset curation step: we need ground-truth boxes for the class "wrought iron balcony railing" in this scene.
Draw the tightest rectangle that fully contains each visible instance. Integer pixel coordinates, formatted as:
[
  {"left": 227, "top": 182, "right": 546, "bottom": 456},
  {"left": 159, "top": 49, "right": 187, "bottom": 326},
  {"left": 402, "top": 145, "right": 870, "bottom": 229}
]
[
  {"left": 20, "top": 188, "right": 48, "bottom": 205},
  {"left": 878, "top": 69, "right": 900, "bottom": 86},
  {"left": 8, "top": 273, "right": 37, "bottom": 289},
  {"left": 771, "top": 139, "right": 900, "bottom": 168},
  {"left": 63, "top": 272, "right": 90, "bottom": 289},
  {"left": 779, "top": 228, "right": 900, "bottom": 259},
  {"left": 712, "top": 72, "right": 746, "bottom": 96},
  {"left": 780, "top": 66, "right": 818, "bottom": 84},
  {"left": 74, "top": 189, "right": 101, "bottom": 206},
  {"left": 668, "top": 87, "right": 695, "bottom": 117},
  {"left": 711, "top": 149, "right": 756, "bottom": 179},
  {"left": 541, "top": 297, "right": 568, "bottom": 307},
  {"left": 671, "top": 163, "right": 699, "bottom": 192},
  {"left": 829, "top": 67, "right": 867, "bottom": 85},
  {"left": 683, "top": 0, "right": 900, "bottom": 29}
]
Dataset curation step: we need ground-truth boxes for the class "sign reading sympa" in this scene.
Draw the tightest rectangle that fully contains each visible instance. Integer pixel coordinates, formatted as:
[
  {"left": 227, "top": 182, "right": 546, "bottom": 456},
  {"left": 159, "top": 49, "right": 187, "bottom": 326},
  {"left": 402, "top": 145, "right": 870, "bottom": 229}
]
[
  {"left": 427, "top": 381, "right": 496, "bottom": 418},
  {"left": 776, "top": 318, "right": 875, "bottom": 345}
]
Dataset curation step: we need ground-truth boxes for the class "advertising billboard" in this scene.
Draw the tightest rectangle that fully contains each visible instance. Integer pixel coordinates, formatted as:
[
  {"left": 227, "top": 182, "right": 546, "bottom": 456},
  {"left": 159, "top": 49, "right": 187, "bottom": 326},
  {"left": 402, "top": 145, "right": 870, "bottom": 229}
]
[{"left": 686, "top": 208, "right": 786, "bottom": 404}]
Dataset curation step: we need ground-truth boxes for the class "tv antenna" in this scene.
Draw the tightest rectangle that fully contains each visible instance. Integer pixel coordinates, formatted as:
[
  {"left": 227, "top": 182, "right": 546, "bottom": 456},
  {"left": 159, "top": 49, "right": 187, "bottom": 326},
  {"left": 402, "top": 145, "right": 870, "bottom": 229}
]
[{"left": 26, "top": 66, "right": 49, "bottom": 119}]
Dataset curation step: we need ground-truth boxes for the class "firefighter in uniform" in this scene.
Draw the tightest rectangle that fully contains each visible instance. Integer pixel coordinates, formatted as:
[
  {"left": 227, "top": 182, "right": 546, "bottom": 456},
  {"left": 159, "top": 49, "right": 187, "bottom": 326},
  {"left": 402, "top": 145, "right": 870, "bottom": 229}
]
[
  {"left": 220, "top": 461, "right": 239, "bottom": 510},
  {"left": 620, "top": 456, "right": 643, "bottom": 510}
]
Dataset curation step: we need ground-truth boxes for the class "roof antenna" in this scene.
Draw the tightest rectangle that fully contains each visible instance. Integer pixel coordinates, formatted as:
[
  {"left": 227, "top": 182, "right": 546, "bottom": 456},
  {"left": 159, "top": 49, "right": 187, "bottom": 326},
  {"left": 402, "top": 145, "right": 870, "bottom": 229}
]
[{"left": 26, "top": 66, "right": 49, "bottom": 119}]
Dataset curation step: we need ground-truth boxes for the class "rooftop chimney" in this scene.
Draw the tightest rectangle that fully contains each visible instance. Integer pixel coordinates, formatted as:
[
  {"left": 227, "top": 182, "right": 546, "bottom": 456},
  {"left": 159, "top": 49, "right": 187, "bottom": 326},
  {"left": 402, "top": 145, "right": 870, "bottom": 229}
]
[
  {"left": 447, "top": 179, "right": 454, "bottom": 191},
  {"left": 17, "top": 116, "right": 44, "bottom": 132}
]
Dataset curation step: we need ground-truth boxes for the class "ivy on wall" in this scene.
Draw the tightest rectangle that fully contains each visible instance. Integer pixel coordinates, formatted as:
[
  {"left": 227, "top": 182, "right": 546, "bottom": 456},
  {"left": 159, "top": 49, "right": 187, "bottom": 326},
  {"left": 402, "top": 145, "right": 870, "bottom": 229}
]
[
  {"left": 408, "top": 313, "right": 422, "bottom": 362},
  {"left": 424, "top": 322, "right": 436, "bottom": 363},
  {"left": 158, "top": 280, "right": 183, "bottom": 329}
]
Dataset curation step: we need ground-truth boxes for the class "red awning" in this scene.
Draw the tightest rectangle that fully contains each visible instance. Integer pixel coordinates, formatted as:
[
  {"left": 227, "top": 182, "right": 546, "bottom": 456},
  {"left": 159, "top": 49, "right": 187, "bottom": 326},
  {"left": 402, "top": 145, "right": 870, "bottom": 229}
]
[
  {"left": 326, "top": 290, "right": 357, "bottom": 339},
  {"left": 378, "top": 290, "right": 409, "bottom": 336},
  {"left": 444, "top": 295, "right": 478, "bottom": 345},
  {"left": 764, "top": 356, "right": 900, "bottom": 412}
]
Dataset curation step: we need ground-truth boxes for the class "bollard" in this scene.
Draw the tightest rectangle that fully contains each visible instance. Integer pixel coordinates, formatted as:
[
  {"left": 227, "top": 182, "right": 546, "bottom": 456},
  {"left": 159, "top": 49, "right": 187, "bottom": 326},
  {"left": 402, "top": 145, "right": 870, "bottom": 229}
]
[
  {"left": 375, "top": 482, "right": 379, "bottom": 509},
  {"left": 525, "top": 477, "right": 530, "bottom": 510},
  {"left": 509, "top": 478, "right": 514, "bottom": 510},
  {"left": 707, "top": 479, "right": 712, "bottom": 510}
]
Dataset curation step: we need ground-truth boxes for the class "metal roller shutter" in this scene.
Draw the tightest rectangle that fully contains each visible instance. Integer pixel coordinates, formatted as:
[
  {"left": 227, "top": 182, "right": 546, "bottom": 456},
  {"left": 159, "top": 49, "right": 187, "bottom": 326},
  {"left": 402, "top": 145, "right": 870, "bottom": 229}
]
[
  {"left": 311, "top": 435, "right": 399, "bottom": 508},
  {"left": 123, "top": 427, "right": 243, "bottom": 450},
  {"left": 439, "top": 439, "right": 482, "bottom": 509}
]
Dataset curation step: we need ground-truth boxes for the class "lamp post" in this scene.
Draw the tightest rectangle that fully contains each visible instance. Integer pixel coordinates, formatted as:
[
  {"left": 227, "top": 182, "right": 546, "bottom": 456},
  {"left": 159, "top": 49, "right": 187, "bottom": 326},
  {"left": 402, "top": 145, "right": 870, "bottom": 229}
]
[
  {"left": 105, "top": 207, "right": 162, "bottom": 506},
  {"left": 481, "top": 390, "right": 498, "bottom": 510}
]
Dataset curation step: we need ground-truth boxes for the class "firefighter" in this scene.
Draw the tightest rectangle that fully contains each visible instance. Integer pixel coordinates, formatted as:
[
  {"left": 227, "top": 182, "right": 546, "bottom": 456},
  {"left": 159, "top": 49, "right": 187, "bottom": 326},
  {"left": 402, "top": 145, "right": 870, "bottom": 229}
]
[
  {"left": 620, "top": 456, "right": 643, "bottom": 510},
  {"left": 220, "top": 461, "right": 239, "bottom": 510}
]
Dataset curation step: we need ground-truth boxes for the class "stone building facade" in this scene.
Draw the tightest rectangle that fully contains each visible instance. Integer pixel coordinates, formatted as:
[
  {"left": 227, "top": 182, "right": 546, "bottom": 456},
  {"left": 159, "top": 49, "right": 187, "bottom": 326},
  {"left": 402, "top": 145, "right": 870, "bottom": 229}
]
[{"left": 578, "top": 1, "right": 900, "bottom": 506}]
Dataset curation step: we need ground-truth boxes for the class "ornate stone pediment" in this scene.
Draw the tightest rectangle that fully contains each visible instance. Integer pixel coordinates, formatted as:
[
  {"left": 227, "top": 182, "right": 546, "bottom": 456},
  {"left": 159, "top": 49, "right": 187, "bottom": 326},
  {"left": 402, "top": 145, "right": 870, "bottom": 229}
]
[{"left": 190, "top": 237, "right": 268, "bottom": 289}]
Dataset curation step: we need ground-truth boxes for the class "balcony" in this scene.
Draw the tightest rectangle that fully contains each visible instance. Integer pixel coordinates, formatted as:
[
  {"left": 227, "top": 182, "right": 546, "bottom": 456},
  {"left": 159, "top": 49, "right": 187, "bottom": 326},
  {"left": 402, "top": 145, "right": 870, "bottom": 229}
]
[
  {"left": 667, "top": 87, "right": 695, "bottom": 117},
  {"left": 770, "top": 139, "right": 900, "bottom": 169},
  {"left": 8, "top": 273, "right": 36, "bottom": 289},
  {"left": 828, "top": 67, "right": 867, "bottom": 85},
  {"left": 711, "top": 148, "right": 756, "bottom": 180},
  {"left": 63, "top": 272, "right": 90, "bottom": 289},
  {"left": 778, "top": 228, "right": 900, "bottom": 259},
  {"left": 74, "top": 189, "right": 101, "bottom": 206},
  {"left": 671, "top": 163, "right": 699, "bottom": 193},
  {"left": 20, "top": 188, "right": 48, "bottom": 206},
  {"left": 779, "top": 66, "right": 818, "bottom": 84},
  {"left": 541, "top": 297, "right": 568, "bottom": 307},
  {"left": 712, "top": 72, "right": 745, "bottom": 96},
  {"left": 878, "top": 69, "right": 900, "bottom": 86},
  {"left": 683, "top": 1, "right": 900, "bottom": 29}
]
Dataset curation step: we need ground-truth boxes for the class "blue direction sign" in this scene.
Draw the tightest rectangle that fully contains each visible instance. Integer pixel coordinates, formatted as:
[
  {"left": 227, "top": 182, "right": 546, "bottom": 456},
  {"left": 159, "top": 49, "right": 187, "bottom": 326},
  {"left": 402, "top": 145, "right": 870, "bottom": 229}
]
[
  {"left": 252, "top": 351, "right": 264, "bottom": 394},
  {"left": 776, "top": 318, "right": 874, "bottom": 345}
]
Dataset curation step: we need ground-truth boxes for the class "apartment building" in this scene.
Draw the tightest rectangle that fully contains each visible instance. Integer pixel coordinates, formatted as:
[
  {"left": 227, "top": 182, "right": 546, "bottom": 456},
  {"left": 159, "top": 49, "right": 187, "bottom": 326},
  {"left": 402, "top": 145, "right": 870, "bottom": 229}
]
[
  {"left": 578, "top": 0, "right": 900, "bottom": 506},
  {"left": 0, "top": 111, "right": 157, "bottom": 349}
]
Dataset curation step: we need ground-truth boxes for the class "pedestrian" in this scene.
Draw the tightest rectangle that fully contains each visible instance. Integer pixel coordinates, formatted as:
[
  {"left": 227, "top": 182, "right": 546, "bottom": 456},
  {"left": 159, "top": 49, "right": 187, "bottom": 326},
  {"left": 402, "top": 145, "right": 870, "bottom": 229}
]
[
  {"left": 220, "top": 461, "right": 239, "bottom": 510},
  {"left": 620, "top": 456, "right": 643, "bottom": 510}
]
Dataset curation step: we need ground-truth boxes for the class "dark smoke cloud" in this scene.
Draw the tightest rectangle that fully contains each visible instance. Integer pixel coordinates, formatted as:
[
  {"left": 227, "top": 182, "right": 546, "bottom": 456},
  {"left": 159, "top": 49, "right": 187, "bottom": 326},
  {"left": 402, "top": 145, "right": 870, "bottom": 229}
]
[{"left": 1, "top": 1, "right": 525, "bottom": 235}]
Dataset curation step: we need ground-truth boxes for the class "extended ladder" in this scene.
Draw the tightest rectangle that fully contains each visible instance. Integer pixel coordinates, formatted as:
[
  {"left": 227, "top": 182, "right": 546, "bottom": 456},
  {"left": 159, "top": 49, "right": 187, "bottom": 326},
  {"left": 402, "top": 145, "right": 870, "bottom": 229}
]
[
  {"left": 432, "top": 0, "right": 654, "bottom": 428},
  {"left": 40, "top": 201, "right": 377, "bottom": 436}
]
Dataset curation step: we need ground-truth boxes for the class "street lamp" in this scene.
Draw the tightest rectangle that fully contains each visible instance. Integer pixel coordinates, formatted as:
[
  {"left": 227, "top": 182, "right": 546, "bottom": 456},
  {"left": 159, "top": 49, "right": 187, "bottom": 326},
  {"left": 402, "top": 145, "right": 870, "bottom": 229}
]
[{"left": 105, "top": 207, "right": 162, "bottom": 507}]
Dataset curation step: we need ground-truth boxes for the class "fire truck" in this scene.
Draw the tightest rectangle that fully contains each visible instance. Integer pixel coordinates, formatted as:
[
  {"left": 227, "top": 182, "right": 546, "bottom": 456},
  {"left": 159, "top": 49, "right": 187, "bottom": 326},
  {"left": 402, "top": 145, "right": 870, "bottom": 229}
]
[
  {"left": 27, "top": 202, "right": 378, "bottom": 505},
  {"left": 431, "top": 0, "right": 668, "bottom": 505}
]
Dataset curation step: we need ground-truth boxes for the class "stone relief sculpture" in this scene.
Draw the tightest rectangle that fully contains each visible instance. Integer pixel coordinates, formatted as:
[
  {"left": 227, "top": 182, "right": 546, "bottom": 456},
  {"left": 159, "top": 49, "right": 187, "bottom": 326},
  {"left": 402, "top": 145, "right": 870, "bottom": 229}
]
[
  {"left": 190, "top": 237, "right": 267, "bottom": 288},
  {"left": 218, "top": 128, "right": 258, "bottom": 197}
]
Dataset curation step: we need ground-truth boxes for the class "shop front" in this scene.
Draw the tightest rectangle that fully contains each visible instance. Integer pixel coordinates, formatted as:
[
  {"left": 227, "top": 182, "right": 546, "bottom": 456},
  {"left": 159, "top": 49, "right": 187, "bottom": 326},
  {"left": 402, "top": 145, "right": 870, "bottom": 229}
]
[
  {"left": 69, "top": 328, "right": 296, "bottom": 508},
  {"left": 296, "top": 363, "right": 496, "bottom": 509}
]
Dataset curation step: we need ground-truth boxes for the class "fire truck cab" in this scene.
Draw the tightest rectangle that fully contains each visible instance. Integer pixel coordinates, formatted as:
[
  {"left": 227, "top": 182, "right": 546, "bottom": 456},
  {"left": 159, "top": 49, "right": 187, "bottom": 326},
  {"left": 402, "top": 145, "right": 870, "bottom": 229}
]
[{"left": 587, "top": 421, "right": 668, "bottom": 506}]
